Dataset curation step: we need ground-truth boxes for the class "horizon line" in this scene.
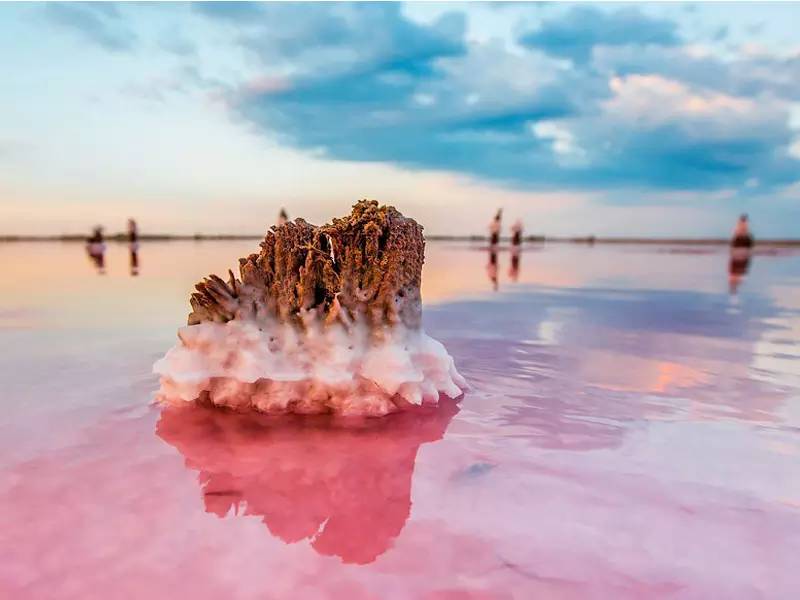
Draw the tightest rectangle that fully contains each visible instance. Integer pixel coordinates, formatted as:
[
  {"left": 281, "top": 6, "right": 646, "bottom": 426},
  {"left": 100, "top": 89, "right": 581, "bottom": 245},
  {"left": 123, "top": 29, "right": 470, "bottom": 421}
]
[{"left": 2, "top": 233, "right": 799, "bottom": 246}]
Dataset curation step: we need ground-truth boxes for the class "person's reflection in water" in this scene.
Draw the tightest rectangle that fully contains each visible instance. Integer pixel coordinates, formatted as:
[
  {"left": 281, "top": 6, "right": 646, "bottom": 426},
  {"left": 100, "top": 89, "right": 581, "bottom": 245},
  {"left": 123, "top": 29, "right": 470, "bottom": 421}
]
[
  {"left": 509, "top": 248, "right": 521, "bottom": 283},
  {"left": 127, "top": 218, "right": 140, "bottom": 276},
  {"left": 85, "top": 226, "right": 106, "bottom": 274},
  {"left": 156, "top": 397, "right": 459, "bottom": 564},
  {"left": 729, "top": 214, "right": 754, "bottom": 294},
  {"left": 486, "top": 247, "right": 499, "bottom": 291},
  {"left": 486, "top": 209, "right": 503, "bottom": 290},
  {"left": 508, "top": 220, "right": 523, "bottom": 282}
]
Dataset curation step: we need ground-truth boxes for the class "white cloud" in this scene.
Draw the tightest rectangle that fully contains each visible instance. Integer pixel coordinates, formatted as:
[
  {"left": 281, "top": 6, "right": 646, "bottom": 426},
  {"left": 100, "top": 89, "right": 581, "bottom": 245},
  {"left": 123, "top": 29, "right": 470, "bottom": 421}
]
[
  {"left": 413, "top": 93, "right": 436, "bottom": 107},
  {"left": 532, "top": 120, "right": 586, "bottom": 164},
  {"left": 605, "top": 74, "right": 753, "bottom": 123}
]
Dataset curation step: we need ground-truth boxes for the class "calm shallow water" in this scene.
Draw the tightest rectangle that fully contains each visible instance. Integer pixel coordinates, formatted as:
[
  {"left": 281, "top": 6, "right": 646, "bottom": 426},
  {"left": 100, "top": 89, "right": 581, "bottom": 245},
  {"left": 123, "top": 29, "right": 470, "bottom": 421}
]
[{"left": 1, "top": 240, "right": 799, "bottom": 599}]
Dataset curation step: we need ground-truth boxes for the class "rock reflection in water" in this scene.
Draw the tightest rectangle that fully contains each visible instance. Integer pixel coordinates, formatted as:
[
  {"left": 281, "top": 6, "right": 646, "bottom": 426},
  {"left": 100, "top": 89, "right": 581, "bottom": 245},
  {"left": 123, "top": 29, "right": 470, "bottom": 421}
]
[{"left": 156, "top": 397, "right": 459, "bottom": 564}]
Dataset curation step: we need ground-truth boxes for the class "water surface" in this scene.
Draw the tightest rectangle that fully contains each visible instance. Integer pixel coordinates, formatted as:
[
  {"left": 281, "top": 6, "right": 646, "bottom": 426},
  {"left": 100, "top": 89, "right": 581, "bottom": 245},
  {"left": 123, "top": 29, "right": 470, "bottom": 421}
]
[{"left": 1, "top": 241, "right": 799, "bottom": 599}]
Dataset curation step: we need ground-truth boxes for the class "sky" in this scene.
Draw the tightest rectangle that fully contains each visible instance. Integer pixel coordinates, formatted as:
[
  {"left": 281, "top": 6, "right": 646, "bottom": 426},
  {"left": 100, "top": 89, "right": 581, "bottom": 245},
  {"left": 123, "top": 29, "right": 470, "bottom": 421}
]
[{"left": 1, "top": 1, "right": 799, "bottom": 237}]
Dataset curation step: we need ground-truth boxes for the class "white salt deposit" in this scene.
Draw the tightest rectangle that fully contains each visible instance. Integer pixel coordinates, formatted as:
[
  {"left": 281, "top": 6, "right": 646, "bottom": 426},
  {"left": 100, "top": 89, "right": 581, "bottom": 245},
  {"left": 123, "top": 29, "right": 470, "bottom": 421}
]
[{"left": 154, "top": 318, "right": 466, "bottom": 416}]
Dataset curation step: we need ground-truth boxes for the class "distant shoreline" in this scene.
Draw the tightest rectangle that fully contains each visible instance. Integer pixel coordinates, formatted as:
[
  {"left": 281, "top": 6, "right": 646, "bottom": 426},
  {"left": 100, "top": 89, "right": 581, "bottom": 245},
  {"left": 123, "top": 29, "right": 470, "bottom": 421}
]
[{"left": 2, "top": 233, "right": 799, "bottom": 246}]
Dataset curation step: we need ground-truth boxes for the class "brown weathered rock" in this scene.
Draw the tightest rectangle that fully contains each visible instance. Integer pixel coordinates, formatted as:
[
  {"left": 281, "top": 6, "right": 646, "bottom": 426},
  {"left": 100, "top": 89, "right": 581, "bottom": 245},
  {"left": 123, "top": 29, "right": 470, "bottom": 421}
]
[{"left": 187, "top": 200, "right": 425, "bottom": 330}]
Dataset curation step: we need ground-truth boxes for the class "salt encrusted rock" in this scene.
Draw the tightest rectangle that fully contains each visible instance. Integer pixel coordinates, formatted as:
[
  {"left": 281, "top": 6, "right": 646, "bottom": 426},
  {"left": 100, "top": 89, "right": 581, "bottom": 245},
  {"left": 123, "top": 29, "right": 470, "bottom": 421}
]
[
  {"left": 188, "top": 200, "right": 424, "bottom": 331},
  {"left": 154, "top": 200, "right": 466, "bottom": 416}
]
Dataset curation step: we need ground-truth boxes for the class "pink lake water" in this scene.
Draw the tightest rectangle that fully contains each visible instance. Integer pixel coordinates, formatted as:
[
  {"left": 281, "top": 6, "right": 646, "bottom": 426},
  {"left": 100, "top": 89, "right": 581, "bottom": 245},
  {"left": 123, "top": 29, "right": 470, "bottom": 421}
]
[{"left": 1, "top": 240, "right": 799, "bottom": 599}]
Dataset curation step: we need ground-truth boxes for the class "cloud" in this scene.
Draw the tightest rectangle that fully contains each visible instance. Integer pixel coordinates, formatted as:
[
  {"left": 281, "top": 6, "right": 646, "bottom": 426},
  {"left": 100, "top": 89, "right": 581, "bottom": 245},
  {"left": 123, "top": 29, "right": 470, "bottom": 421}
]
[
  {"left": 211, "top": 5, "right": 593, "bottom": 188},
  {"left": 594, "top": 44, "right": 800, "bottom": 101},
  {"left": 518, "top": 6, "right": 679, "bottom": 64},
  {"left": 605, "top": 74, "right": 754, "bottom": 120},
  {"left": 158, "top": 26, "right": 197, "bottom": 57},
  {"left": 227, "top": 2, "right": 800, "bottom": 190},
  {"left": 121, "top": 65, "right": 226, "bottom": 105},
  {"left": 235, "top": 42, "right": 582, "bottom": 187},
  {"left": 43, "top": 2, "right": 137, "bottom": 52},
  {"left": 191, "top": 1, "right": 264, "bottom": 22},
  {"left": 551, "top": 74, "right": 799, "bottom": 190},
  {"left": 221, "top": 3, "right": 467, "bottom": 82},
  {"left": 162, "top": 3, "right": 800, "bottom": 194}
]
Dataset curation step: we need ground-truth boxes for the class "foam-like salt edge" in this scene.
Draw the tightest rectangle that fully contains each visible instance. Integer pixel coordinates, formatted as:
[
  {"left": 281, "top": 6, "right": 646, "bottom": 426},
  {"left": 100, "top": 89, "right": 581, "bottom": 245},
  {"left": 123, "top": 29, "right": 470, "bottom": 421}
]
[{"left": 153, "top": 319, "right": 466, "bottom": 416}]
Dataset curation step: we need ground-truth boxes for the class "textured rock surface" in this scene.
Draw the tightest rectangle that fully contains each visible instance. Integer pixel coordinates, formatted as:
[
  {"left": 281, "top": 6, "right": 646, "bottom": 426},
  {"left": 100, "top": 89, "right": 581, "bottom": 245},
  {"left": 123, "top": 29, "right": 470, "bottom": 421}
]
[
  {"left": 188, "top": 200, "right": 425, "bottom": 330},
  {"left": 155, "top": 200, "right": 465, "bottom": 415}
]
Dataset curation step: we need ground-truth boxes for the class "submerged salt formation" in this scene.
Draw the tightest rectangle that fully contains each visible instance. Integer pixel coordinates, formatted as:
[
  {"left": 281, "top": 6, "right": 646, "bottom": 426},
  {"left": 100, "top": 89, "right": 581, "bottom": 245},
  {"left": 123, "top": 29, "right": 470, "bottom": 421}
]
[{"left": 154, "top": 200, "right": 466, "bottom": 415}]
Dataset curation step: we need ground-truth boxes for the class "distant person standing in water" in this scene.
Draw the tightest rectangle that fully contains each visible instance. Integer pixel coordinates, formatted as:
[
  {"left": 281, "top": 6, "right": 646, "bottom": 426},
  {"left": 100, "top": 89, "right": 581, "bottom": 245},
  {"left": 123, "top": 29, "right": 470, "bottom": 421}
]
[
  {"left": 278, "top": 207, "right": 289, "bottom": 226},
  {"left": 489, "top": 208, "right": 502, "bottom": 247},
  {"left": 731, "top": 214, "right": 754, "bottom": 249},
  {"left": 729, "top": 214, "right": 754, "bottom": 294},
  {"left": 510, "top": 219, "right": 523, "bottom": 248},
  {"left": 128, "top": 218, "right": 140, "bottom": 276},
  {"left": 86, "top": 226, "right": 106, "bottom": 274}
]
